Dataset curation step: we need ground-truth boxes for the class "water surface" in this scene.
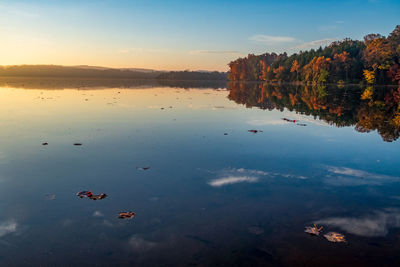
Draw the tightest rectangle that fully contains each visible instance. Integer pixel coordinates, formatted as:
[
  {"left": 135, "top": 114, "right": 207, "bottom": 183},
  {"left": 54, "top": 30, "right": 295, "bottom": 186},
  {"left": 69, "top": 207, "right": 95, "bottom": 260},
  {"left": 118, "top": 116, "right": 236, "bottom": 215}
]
[{"left": 0, "top": 79, "right": 399, "bottom": 266}]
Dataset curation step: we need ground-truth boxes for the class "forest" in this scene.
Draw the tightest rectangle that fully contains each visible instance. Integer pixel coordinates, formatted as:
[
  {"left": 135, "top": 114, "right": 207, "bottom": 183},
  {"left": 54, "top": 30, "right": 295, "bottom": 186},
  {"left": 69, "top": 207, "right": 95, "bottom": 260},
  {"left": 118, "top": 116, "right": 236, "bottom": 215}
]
[{"left": 228, "top": 25, "right": 400, "bottom": 85}]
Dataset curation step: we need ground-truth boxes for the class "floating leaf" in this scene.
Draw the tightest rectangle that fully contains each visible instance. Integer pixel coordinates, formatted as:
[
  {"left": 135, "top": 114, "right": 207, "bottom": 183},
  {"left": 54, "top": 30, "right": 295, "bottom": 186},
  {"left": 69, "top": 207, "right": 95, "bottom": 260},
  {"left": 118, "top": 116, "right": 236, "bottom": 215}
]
[
  {"left": 76, "top": 191, "right": 92, "bottom": 198},
  {"left": 89, "top": 193, "right": 108, "bottom": 200},
  {"left": 304, "top": 224, "right": 323, "bottom": 236},
  {"left": 119, "top": 211, "right": 135, "bottom": 219},
  {"left": 324, "top": 232, "right": 346, "bottom": 243},
  {"left": 282, "top": 118, "right": 296, "bottom": 123},
  {"left": 248, "top": 129, "right": 263, "bottom": 133}
]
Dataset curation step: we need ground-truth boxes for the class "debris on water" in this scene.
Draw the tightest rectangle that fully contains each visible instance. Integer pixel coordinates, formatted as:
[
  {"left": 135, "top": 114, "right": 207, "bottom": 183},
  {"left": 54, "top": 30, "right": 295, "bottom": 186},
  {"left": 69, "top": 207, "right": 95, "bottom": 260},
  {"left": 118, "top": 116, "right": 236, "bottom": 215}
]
[
  {"left": 137, "top": 166, "right": 150, "bottom": 171},
  {"left": 73, "top": 143, "right": 82, "bottom": 146},
  {"left": 77, "top": 191, "right": 93, "bottom": 198},
  {"left": 76, "top": 191, "right": 107, "bottom": 200},
  {"left": 297, "top": 123, "right": 307, "bottom": 126},
  {"left": 305, "top": 224, "right": 323, "bottom": 236},
  {"left": 89, "top": 193, "right": 108, "bottom": 200},
  {"left": 248, "top": 129, "right": 263, "bottom": 133},
  {"left": 282, "top": 118, "right": 296, "bottom": 123},
  {"left": 119, "top": 211, "right": 135, "bottom": 219},
  {"left": 45, "top": 193, "right": 56, "bottom": 200},
  {"left": 224, "top": 133, "right": 228, "bottom": 135},
  {"left": 42, "top": 142, "right": 48, "bottom": 146},
  {"left": 324, "top": 232, "right": 346, "bottom": 243}
]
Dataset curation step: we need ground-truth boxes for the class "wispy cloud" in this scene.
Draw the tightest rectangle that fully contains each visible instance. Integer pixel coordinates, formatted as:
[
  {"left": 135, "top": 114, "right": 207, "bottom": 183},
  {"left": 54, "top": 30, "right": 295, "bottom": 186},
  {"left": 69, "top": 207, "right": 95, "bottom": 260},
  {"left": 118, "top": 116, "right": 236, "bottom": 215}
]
[
  {"left": 295, "top": 38, "right": 336, "bottom": 50},
  {"left": 315, "top": 208, "right": 400, "bottom": 237},
  {"left": 324, "top": 166, "right": 398, "bottom": 186},
  {"left": 327, "top": 166, "right": 393, "bottom": 180},
  {"left": 250, "top": 34, "right": 296, "bottom": 44},
  {"left": 0, "top": 220, "right": 17, "bottom": 238},
  {"left": 208, "top": 176, "right": 259, "bottom": 187},
  {"left": 207, "top": 167, "right": 306, "bottom": 187},
  {"left": 189, "top": 50, "right": 241, "bottom": 55}
]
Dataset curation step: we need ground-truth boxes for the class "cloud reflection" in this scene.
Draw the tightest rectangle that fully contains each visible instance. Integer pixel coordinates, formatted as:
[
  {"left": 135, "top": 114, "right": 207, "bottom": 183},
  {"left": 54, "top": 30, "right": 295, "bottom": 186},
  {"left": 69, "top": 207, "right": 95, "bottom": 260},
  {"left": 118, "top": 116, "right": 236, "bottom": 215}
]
[
  {"left": 208, "top": 176, "right": 259, "bottom": 187},
  {"left": 0, "top": 220, "right": 17, "bottom": 238},
  {"left": 315, "top": 209, "right": 400, "bottom": 237},
  {"left": 325, "top": 166, "right": 398, "bottom": 186},
  {"left": 207, "top": 167, "right": 306, "bottom": 187}
]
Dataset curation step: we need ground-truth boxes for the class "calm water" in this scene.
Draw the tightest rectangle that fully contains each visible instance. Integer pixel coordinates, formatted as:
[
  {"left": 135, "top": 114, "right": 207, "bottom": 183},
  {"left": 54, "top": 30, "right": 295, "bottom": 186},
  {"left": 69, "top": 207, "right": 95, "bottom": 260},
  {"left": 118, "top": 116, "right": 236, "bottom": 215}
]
[{"left": 0, "top": 78, "right": 400, "bottom": 266}]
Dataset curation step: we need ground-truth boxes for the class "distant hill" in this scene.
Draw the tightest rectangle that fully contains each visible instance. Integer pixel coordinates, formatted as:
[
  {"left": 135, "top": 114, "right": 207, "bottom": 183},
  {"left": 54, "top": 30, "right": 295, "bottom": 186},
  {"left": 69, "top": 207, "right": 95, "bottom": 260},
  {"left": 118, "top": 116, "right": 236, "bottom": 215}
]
[
  {"left": 156, "top": 70, "right": 228, "bottom": 81},
  {"left": 0, "top": 65, "right": 163, "bottom": 79},
  {"left": 0, "top": 65, "right": 227, "bottom": 81}
]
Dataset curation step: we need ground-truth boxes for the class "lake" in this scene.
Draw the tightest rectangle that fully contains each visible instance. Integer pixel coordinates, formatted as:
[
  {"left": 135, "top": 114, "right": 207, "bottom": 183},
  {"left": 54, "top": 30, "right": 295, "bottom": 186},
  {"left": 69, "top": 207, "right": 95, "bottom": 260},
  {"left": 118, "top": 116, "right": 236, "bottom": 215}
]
[{"left": 0, "top": 78, "right": 399, "bottom": 266}]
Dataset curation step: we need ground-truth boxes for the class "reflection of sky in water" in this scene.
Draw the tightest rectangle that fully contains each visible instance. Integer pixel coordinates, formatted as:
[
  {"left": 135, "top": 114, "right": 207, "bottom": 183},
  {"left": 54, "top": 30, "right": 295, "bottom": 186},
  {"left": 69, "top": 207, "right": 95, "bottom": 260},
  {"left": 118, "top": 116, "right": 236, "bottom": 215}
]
[{"left": 0, "top": 83, "right": 400, "bottom": 266}]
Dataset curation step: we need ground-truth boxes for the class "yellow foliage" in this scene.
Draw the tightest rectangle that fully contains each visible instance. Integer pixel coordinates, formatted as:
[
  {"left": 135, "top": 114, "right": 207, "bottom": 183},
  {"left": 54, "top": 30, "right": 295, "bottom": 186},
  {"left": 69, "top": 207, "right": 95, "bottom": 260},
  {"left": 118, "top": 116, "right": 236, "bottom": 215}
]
[
  {"left": 363, "top": 69, "right": 376, "bottom": 84},
  {"left": 361, "top": 86, "right": 373, "bottom": 100},
  {"left": 392, "top": 113, "right": 400, "bottom": 127}
]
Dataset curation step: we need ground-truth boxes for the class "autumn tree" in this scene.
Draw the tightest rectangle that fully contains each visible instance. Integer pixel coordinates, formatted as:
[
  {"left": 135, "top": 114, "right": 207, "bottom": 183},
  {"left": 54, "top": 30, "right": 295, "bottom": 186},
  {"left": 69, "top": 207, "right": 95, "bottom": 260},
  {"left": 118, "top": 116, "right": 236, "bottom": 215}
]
[{"left": 290, "top": 60, "right": 300, "bottom": 81}]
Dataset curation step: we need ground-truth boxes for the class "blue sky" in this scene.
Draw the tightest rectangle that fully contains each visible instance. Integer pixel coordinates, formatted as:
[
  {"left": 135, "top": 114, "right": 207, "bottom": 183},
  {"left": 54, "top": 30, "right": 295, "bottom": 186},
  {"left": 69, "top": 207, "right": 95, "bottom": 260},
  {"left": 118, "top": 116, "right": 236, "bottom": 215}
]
[{"left": 0, "top": 0, "right": 399, "bottom": 71}]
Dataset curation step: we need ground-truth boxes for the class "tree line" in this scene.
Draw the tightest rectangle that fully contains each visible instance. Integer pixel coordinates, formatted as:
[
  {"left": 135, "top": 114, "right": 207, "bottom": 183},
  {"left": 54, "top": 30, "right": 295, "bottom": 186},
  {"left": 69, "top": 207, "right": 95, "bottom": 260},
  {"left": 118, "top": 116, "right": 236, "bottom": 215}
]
[{"left": 228, "top": 25, "right": 400, "bottom": 85}]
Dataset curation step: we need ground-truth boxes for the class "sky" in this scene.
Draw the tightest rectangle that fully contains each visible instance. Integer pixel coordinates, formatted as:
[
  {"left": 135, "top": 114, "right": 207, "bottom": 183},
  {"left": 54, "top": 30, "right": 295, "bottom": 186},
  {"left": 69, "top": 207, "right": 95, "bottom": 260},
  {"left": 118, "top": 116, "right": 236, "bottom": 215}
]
[{"left": 0, "top": 0, "right": 399, "bottom": 71}]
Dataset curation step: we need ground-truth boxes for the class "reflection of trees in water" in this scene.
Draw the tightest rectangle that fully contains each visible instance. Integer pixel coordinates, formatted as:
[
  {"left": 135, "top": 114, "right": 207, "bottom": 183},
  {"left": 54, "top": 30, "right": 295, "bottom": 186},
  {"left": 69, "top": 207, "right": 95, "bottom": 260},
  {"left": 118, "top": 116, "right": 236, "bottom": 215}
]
[
  {"left": 228, "top": 82, "right": 400, "bottom": 142},
  {"left": 0, "top": 77, "right": 228, "bottom": 90}
]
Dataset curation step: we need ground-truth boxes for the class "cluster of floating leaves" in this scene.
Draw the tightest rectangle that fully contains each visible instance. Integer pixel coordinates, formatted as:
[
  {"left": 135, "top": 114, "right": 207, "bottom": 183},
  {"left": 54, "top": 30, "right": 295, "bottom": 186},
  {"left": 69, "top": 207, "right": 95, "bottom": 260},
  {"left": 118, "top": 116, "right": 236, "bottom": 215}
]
[
  {"left": 305, "top": 224, "right": 346, "bottom": 243},
  {"left": 42, "top": 142, "right": 82, "bottom": 146},
  {"left": 76, "top": 191, "right": 107, "bottom": 200},
  {"left": 282, "top": 118, "right": 307, "bottom": 127},
  {"left": 77, "top": 191, "right": 135, "bottom": 219}
]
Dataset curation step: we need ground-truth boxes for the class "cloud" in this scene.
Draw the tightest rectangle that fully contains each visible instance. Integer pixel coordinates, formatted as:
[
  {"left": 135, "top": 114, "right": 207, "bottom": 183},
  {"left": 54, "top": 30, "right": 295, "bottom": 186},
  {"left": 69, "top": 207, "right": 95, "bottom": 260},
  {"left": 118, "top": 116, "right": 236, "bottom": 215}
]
[
  {"left": 208, "top": 176, "right": 259, "bottom": 187},
  {"left": 295, "top": 38, "right": 336, "bottom": 50},
  {"left": 207, "top": 167, "right": 306, "bottom": 187},
  {"left": 0, "top": 220, "right": 17, "bottom": 238},
  {"left": 250, "top": 34, "right": 296, "bottom": 44},
  {"left": 189, "top": 50, "right": 241, "bottom": 55},
  {"left": 327, "top": 166, "right": 394, "bottom": 180},
  {"left": 324, "top": 166, "right": 398, "bottom": 186},
  {"left": 315, "top": 209, "right": 400, "bottom": 237}
]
